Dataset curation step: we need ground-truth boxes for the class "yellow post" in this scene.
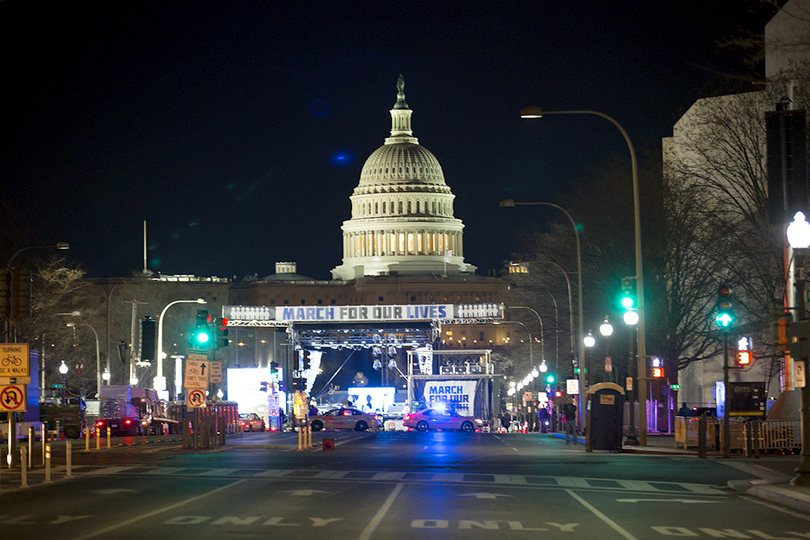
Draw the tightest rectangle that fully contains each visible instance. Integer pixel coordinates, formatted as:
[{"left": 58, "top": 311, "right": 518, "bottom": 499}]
[
  {"left": 85, "top": 426, "right": 90, "bottom": 452},
  {"left": 107, "top": 427, "right": 111, "bottom": 448},
  {"left": 297, "top": 419, "right": 303, "bottom": 451},
  {"left": 95, "top": 427, "right": 100, "bottom": 449}
]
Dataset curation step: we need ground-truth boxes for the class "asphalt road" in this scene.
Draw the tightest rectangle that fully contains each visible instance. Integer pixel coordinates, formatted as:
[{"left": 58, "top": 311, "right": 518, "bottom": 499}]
[{"left": 1, "top": 431, "right": 809, "bottom": 539}]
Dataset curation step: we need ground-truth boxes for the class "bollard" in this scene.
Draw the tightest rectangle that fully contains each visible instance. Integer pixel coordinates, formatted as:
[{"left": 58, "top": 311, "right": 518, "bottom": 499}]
[
  {"left": 65, "top": 441, "right": 73, "bottom": 479},
  {"left": 28, "top": 426, "right": 35, "bottom": 469},
  {"left": 56, "top": 420, "right": 61, "bottom": 441},
  {"left": 85, "top": 426, "right": 90, "bottom": 452},
  {"left": 42, "top": 425, "right": 48, "bottom": 466},
  {"left": 44, "top": 444, "right": 52, "bottom": 484},
  {"left": 96, "top": 428, "right": 100, "bottom": 450},
  {"left": 20, "top": 448, "right": 28, "bottom": 488},
  {"left": 107, "top": 427, "right": 111, "bottom": 448},
  {"left": 697, "top": 416, "right": 707, "bottom": 459}
]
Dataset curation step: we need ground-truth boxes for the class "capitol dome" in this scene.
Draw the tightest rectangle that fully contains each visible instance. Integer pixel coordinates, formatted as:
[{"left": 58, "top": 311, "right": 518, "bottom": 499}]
[{"left": 331, "top": 75, "right": 476, "bottom": 280}]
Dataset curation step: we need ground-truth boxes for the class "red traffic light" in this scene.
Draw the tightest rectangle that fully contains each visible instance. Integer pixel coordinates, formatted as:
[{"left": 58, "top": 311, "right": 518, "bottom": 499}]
[
  {"left": 737, "top": 350, "right": 752, "bottom": 366},
  {"left": 651, "top": 367, "right": 664, "bottom": 378}
]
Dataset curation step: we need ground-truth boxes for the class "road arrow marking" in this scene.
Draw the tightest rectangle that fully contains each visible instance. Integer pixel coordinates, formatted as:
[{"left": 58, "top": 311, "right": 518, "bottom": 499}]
[
  {"left": 284, "top": 489, "right": 329, "bottom": 496},
  {"left": 460, "top": 493, "right": 513, "bottom": 500},
  {"left": 616, "top": 498, "right": 724, "bottom": 503}
]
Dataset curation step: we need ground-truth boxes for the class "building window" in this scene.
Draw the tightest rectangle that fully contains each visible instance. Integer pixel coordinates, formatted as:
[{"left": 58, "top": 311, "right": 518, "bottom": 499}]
[
  {"left": 411, "top": 296, "right": 416, "bottom": 302},
  {"left": 331, "top": 299, "right": 336, "bottom": 304},
  {"left": 379, "top": 296, "right": 384, "bottom": 302},
  {"left": 301, "top": 299, "right": 306, "bottom": 304},
  {"left": 284, "top": 300, "right": 289, "bottom": 304},
  {"left": 317, "top": 299, "right": 323, "bottom": 304}
]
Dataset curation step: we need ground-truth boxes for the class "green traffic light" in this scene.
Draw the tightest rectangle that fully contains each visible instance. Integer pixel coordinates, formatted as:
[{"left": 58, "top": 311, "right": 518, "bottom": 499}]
[
  {"left": 715, "top": 313, "right": 733, "bottom": 328},
  {"left": 621, "top": 293, "right": 635, "bottom": 310},
  {"left": 545, "top": 374, "right": 555, "bottom": 384}
]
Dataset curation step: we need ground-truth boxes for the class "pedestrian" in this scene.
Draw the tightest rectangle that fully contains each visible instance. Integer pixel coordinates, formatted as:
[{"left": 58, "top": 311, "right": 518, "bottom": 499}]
[
  {"left": 678, "top": 402, "right": 690, "bottom": 417},
  {"left": 563, "top": 399, "right": 578, "bottom": 445},
  {"left": 539, "top": 407, "right": 549, "bottom": 433}
]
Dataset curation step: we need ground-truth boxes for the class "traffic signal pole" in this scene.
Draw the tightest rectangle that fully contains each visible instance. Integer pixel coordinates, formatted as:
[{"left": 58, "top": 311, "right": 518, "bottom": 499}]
[{"left": 722, "top": 332, "right": 730, "bottom": 459}]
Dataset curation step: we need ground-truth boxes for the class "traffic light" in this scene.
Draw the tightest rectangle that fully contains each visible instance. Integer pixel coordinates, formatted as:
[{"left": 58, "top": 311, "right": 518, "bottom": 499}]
[
  {"left": 292, "top": 377, "right": 303, "bottom": 391},
  {"left": 774, "top": 316, "right": 790, "bottom": 353},
  {"left": 651, "top": 357, "right": 664, "bottom": 378},
  {"left": 260, "top": 382, "right": 268, "bottom": 392},
  {"left": 12, "top": 267, "right": 32, "bottom": 320},
  {"left": 270, "top": 361, "right": 279, "bottom": 375},
  {"left": 301, "top": 350, "right": 311, "bottom": 370},
  {"left": 545, "top": 373, "right": 555, "bottom": 385},
  {"left": 715, "top": 285, "right": 734, "bottom": 328},
  {"left": 140, "top": 316, "right": 157, "bottom": 363},
  {"left": 189, "top": 310, "right": 213, "bottom": 349},
  {"left": 620, "top": 277, "right": 635, "bottom": 310},
  {"left": 0, "top": 268, "right": 9, "bottom": 318},
  {"left": 737, "top": 350, "right": 753, "bottom": 366},
  {"left": 212, "top": 316, "right": 229, "bottom": 347}
]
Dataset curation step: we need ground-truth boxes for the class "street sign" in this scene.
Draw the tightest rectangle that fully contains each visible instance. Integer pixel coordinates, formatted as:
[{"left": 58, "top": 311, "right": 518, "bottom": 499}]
[
  {"left": 0, "top": 343, "right": 29, "bottom": 378},
  {"left": 797, "top": 361, "right": 806, "bottom": 388},
  {"left": 0, "top": 384, "right": 27, "bottom": 412},
  {"left": 209, "top": 361, "right": 222, "bottom": 384},
  {"left": 187, "top": 388, "right": 206, "bottom": 408},
  {"left": 294, "top": 391, "right": 308, "bottom": 419},
  {"left": 626, "top": 377, "right": 633, "bottom": 392},
  {"left": 605, "top": 357, "right": 612, "bottom": 372},
  {"left": 566, "top": 378, "right": 580, "bottom": 395},
  {"left": 185, "top": 355, "right": 210, "bottom": 388}
]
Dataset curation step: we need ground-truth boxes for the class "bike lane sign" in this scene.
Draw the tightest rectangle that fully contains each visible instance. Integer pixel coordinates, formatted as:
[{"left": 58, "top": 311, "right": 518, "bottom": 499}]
[
  {"left": 0, "top": 343, "right": 29, "bottom": 379},
  {"left": 0, "top": 385, "right": 27, "bottom": 412}
]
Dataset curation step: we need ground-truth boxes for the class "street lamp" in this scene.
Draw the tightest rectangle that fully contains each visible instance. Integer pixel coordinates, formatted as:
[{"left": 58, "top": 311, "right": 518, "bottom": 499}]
[
  {"left": 67, "top": 322, "right": 101, "bottom": 395},
  {"left": 508, "top": 305, "right": 545, "bottom": 368},
  {"left": 155, "top": 298, "right": 206, "bottom": 395},
  {"left": 520, "top": 105, "right": 646, "bottom": 444},
  {"left": 58, "top": 360, "right": 68, "bottom": 404},
  {"left": 788, "top": 211, "right": 810, "bottom": 486},
  {"left": 501, "top": 202, "right": 584, "bottom": 429},
  {"left": 599, "top": 317, "right": 614, "bottom": 383},
  {"left": 6, "top": 242, "right": 70, "bottom": 268}
]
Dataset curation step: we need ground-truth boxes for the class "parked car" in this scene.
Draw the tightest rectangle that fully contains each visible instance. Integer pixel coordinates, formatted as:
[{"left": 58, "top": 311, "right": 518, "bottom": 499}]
[
  {"left": 239, "top": 413, "right": 266, "bottom": 432},
  {"left": 309, "top": 408, "right": 381, "bottom": 432},
  {"left": 403, "top": 408, "right": 482, "bottom": 432}
]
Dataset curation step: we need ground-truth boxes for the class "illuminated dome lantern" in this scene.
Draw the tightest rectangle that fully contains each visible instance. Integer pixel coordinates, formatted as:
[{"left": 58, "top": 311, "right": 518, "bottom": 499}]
[{"left": 331, "top": 75, "right": 476, "bottom": 280}]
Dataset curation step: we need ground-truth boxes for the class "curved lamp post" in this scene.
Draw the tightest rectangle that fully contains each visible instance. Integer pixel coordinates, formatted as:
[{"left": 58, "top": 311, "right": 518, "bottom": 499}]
[
  {"left": 519, "top": 105, "right": 646, "bottom": 445},
  {"left": 155, "top": 298, "right": 206, "bottom": 394},
  {"left": 500, "top": 201, "right": 585, "bottom": 430},
  {"left": 67, "top": 322, "right": 102, "bottom": 395}
]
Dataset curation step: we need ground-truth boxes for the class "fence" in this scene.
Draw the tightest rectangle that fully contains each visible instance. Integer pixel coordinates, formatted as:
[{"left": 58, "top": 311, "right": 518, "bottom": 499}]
[{"left": 674, "top": 417, "right": 800, "bottom": 453}]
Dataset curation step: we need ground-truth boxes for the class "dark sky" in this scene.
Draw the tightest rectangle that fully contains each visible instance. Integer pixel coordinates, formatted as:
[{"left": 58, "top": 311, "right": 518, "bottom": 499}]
[{"left": 3, "top": 2, "right": 769, "bottom": 281}]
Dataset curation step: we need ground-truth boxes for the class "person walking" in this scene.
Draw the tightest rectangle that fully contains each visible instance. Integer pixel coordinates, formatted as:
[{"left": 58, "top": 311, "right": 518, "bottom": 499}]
[{"left": 563, "top": 398, "right": 578, "bottom": 445}]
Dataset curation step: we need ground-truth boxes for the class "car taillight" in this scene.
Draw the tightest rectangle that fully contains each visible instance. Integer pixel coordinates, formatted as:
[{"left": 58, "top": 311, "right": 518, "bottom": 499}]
[
  {"left": 124, "top": 419, "right": 132, "bottom": 425},
  {"left": 96, "top": 421, "right": 104, "bottom": 427},
  {"left": 404, "top": 415, "right": 411, "bottom": 421}
]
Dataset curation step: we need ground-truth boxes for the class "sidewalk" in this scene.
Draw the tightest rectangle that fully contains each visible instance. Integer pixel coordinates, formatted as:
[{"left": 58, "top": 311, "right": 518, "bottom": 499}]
[{"left": 584, "top": 432, "right": 810, "bottom": 514}]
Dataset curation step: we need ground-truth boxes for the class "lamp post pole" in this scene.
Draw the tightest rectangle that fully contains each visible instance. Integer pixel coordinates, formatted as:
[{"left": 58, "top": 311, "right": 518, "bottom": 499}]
[
  {"left": 155, "top": 298, "right": 206, "bottom": 395},
  {"left": 67, "top": 322, "right": 101, "bottom": 395},
  {"left": 788, "top": 212, "right": 810, "bottom": 485},
  {"left": 519, "top": 106, "right": 646, "bottom": 445}
]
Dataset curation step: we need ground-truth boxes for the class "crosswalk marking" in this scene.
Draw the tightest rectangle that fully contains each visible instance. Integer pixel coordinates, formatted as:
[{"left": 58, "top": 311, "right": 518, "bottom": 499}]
[{"left": 1, "top": 465, "right": 726, "bottom": 497}]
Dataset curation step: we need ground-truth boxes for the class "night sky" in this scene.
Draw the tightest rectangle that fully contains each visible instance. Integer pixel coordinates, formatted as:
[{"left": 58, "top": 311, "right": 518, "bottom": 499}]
[{"left": 3, "top": 2, "right": 768, "bottom": 281}]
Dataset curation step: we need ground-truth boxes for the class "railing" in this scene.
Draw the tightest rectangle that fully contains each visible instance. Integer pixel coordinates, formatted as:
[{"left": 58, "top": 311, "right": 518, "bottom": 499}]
[{"left": 674, "top": 417, "right": 800, "bottom": 453}]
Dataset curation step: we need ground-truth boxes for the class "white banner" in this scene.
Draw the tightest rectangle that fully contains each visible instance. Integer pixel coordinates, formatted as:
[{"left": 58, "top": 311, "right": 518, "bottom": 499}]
[
  {"left": 425, "top": 380, "right": 477, "bottom": 414},
  {"left": 224, "top": 303, "right": 504, "bottom": 323}
]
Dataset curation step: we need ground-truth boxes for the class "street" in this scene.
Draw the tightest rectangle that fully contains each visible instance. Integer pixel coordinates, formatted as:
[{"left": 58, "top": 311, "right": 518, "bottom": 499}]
[{"left": 1, "top": 430, "right": 809, "bottom": 539}]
